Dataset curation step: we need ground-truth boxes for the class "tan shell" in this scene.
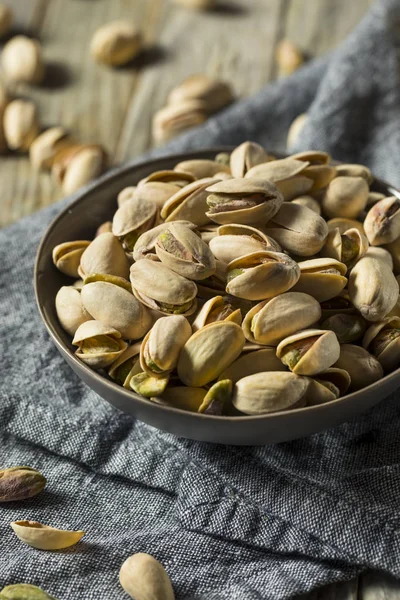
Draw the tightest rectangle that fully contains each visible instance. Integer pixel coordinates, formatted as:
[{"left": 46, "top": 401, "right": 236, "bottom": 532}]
[
  {"left": 233, "top": 371, "right": 309, "bottom": 415},
  {"left": 349, "top": 255, "right": 399, "bottom": 322},
  {"left": 55, "top": 286, "right": 92, "bottom": 336},
  {"left": 90, "top": 20, "right": 142, "bottom": 66},
  {"left": 277, "top": 329, "right": 340, "bottom": 376},
  {"left": 135, "top": 181, "right": 181, "bottom": 210},
  {"left": 72, "top": 320, "right": 127, "bottom": 368},
  {"left": 362, "top": 316, "right": 400, "bottom": 372},
  {"left": 167, "top": 74, "right": 233, "bottom": 113},
  {"left": 334, "top": 344, "right": 383, "bottom": 391},
  {"left": 290, "top": 151, "right": 330, "bottom": 165},
  {"left": 230, "top": 141, "right": 272, "bottom": 177},
  {"left": 209, "top": 225, "right": 281, "bottom": 264},
  {"left": 264, "top": 202, "right": 328, "bottom": 256},
  {"left": 119, "top": 553, "right": 175, "bottom": 600},
  {"left": 291, "top": 195, "right": 321, "bottom": 215},
  {"left": 246, "top": 157, "right": 309, "bottom": 182},
  {"left": 155, "top": 387, "right": 207, "bottom": 412},
  {"left": 327, "top": 218, "right": 365, "bottom": 235},
  {"left": 54, "top": 144, "right": 108, "bottom": 195},
  {"left": 140, "top": 169, "right": 195, "bottom": 188},
  {"left": 174, "top": 159, "right": 230, "bottom": 179},
  {"left": 243, "top": 292, "right": 321, "bottom": 346},
  {"left": 30, "top": 127, "right": 73, "bottom": 171},
  {"left": 108, "top": 342, "right": 142, "bottom": 388},
  {"left": 363, "top": 196, "right": 400, "bottom": 246},
  {"left": 321, "top": 227, "right": 369, "bottom": 268},
  {"left": 291, "top": 257, "right": 348, "bottom": 303},
  {"left": 335, "top": 163, "right": 373, "bottom": 183},
  {"left": 219, "top": 348, "right": 286, "bottom": 383},
  {"left": 0, "top": 4, "right": 12, "bottom": 37},
  {"left": 177, "top": 321, "right": 245, "bottom": 387},
  {"left": 2, "top": 36, "right": 44, "bottom": 84},
  {"left": 117, "top": 186, "right": 136, "bottom": 207},
  {"left": 226, "top": 251, "right": 300, "bottom": 301},
  {"left": 322, "top": 176, "right": 369, "bottom": 219},
  {"left": 206, "top": 178, "right": 284, "bottom": 226},
  {"left": 130, "top": 259, "right": 197, "bottom": 316},
  {"left": 11, "top": 520, "right": 84, "bottom": 550},
  {"left": 301, "top": 164, "right": 336, "bottom": 192},
  {"left": 52, "top": 240, "right": 90, "bottom": 278},
  {"left": 385, "top": 236, "right": 400, "bottom": 274},
  {"left": 132, "top": 220, "right": 197, "bottom": 262},
  {"left": 286, "top": 113, "right": 308, "bottom": 149},
  {"left": 140, "top": 315, "right": 192, "bottom": 377},
  {"left": 192, "top": 295, "right": 242, "bottom": 331},
  {"left": 4, "top": 99, "right": 40, "bottom": 151},
  {"left": 306, "top": 368, "right": 351, "bottom": 405},
  {"left": 79, "top": 232, "right": 130, "bottom": 279},
  {"left": 152, "top": 100, "right": 208, "bottom": 143},
  {"left": 112, "top": 194, "right": 157, "bottom": 246},
  {"left": 161, "top": 177, "right": 217, "bottom": 226}
]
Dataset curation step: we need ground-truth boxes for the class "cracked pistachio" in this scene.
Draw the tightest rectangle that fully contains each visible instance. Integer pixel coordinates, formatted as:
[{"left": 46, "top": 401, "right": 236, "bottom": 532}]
[
  {"left": 335, "top": 163, "right": 373, "bottom": 183},
  {"left": 290, "top": 152, "right": 335, "bottom": 191},
  {"left": 130, "top": 372, "right": 169, "bottom": 398},
  {"left": 327, "top": 218, "right": 365, "bottom": 235},
  {"left": 264, "top": 202, "right": 328, "bottom": 257},
  {"left": 152, "top": 100, "right": 208, "bottom": 143},
  {"left": 52, "top": 240, "right": 90, "bottom": 278},
  {"left": 230, "top": 141, "right": 273, "bottom": 178},
  {"left": 73, "top": 320, "right": 127, "bottom": 368},
  {"left": 198, "top": 380, "right": 233, "bottom": 415},
  {"left": 321, "top": 313, "right": 366, "bottom": 344},
  {"left": 322, "top": 176, "right": 369, "bottom": 219},
  {"left": 0, "top": 584, "right": 58, "bottom": 600},
  {"left": 174, "top": 159, "right": 230, "bottom": 179},
  {"left": 385, "top": 236, "right": 400, "bottom": 274},
  {"left": 334, "top": 344, "right": 383, "bottom": 391},
  {"left": 120, "top": 553, "right": 175, "bottom": 600},
  {"left": 133, "top": 220, "right": 197, "bottom": 261},
  {"left": 55, "top": 285, "right": 91, "bottom": 336},
  {"left": 209, "top": 223, "right": 281, "bottom": 264},
  {"left": 291, "top": 257, "right": 347, "bottom": 303},
  {"left": 167, "top": 74, "right": 233, "bottom": 113},
  {"left": 2, "top": 36, "right": 44, "bottom": 84},
  {"left": 321, "top": 227, "right": 369, "bottom": 268},
  {"left": 286, "top": 113, "right": 308, "bottom": 149},
  {"left": 30, "top": 127, "right": 73, "bottom": 171},
  {"left": 277, "top": 329, "right": 340, "bottom": 376},
  {"left": 11, "top": 520, "right": 85, "bottom": 550},
  {"left": 206, "top": 178, "right": 283, "bottom": 225},
  {"left": 154, "top": 387, "right": 207, "bottom": 412},
  {"left": 109, "top": 342, "right": 142, "bottom": 388},
  {"left": 130, "top": 259, "right": 198, "bottom": 316},
  {"left": 79, "top": 232, "right": 130, "bottom": 279},
  {"left": 91, "top": 20, "right": 142, "bottom": 66},
  {"left": 219, "top": 348, "right": 286, "bottom": 383},
  {"left": 291, "top": 195, "right": 321, "bottom": 215},
  {"left": 226, "top": 251, "right": 300, "bottom": 301},
  {"left": 363, "top": 316, "right": 400, "bottom": 373},
  {"left": 112, "top": 193, "right": 158, "bottom": 252},
  {"left": 4, "top": 99, "right": 40, "bottom": 152},
  {"left": 177, "top": 321, "right": 245, "bottom": 387},
  {"left": 233, "top": 371, "right": 309, "bottom": 415},
  {"left": 306, "top": 367, "right": 351, "bottom": 406},
  {"left": 364, "top": 196, "right": 400, "bottom": 245},
  {"left": 243, "top": 292, "right": 321, "bottom": 346},
  {"left": 155, "top": 222, "right": 216, "bottom": 280},
  {"left": 192, "top": 295, "right": 242, "bottom": 331},
  {"left": 246, "top": 157, "right": 313, "bottom": 201},
  {"left": 0, "top": 467, "right": 46, "bottom": 503},
  {"left": 161, "top": 177, "right": 218, "bottom": 226},
  {"left": 349, "top": 255, "right": 399, "bottom": 322},
  {"left": 140, "top": 315, "right": 192, "bottom": 378}
]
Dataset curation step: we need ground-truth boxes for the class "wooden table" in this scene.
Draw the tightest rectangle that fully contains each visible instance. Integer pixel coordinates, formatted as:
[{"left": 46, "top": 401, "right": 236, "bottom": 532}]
[{"left": 2, "top": 1, "right": 399, "bottom": 598}]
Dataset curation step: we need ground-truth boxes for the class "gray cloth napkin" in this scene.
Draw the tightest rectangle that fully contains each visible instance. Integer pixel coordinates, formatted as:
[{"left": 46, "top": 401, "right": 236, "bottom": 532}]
[{"left": 1, "top": 1, "right": 400, "bottom": 598}]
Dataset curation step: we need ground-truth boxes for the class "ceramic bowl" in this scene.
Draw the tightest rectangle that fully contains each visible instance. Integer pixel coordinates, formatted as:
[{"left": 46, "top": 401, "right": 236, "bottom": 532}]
[{"left": 34, "top": 148, "right": 400, "bottom": 445}]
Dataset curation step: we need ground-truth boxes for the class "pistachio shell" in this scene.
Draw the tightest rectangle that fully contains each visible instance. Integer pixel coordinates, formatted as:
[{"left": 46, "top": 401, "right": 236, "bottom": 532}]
[
  {"left": 327, "top": 218, "right": 365, "bottom": 235},
  {"left": 291, "top": 257, "right": 348, "bottom": 303},
  {"left": 120, "top": 553, "right": 175, "bottom": 600},
  {"left": 90, "top": 20, "right": 142, "bottom": 66},
  {"left": 233, "top": 371, "right": 309, "bottom": 415},
  {"left": 349, "top": 256, "right": 399, "bottom": 322},
  {"left": 133, "top": 220, "right": 197, "bottom": 261},
  {"left": 55, "top": 286, "right": 91, "bottom": 336},
  {"left": 230, "top": 141, "right": 272, "bottom": 178},
  {"left": 52, "top": 240, "right": 90, "bottom": 277},
  {"left": 321, "top": 313, "right": 366, "bottom": 344},
  {"left": 367, "top": 191, "right": 386, "bottom": 207},
  {"left": 209, "top": 224, "right": 281, "bottom": 263},
  {"left": 11, "top": 521, "right": 85, "bottom": 550},
  {"left": 167, "top": 74, "right": 233, "bottom": 113},
  {"left": 277, "top": 329, "right": 340, "bottom": 376},
  {"left": 2, "top": 36, "right": 44, "bottom": 84},
  {"left": 334, "top": 344, "right": 383, "bottom": 391},
  {"left": 196, "top": 260, "right": 227, "bottom": 299},
  {"left": 161, "top": 177, "right": 217, "bottom": 226},
  {"left": 364, "top": 196, "right": 400, "bottom": 245},
  {"left": 243, "top": 292, "right": 321, "bottom": 346},
  {"left": 140, "top": 315, "right": 192, "bottom": 377},
  {"left": 275, "top": 176, "right": 313, "bottom": 201},
  {"left": 112, "top": 194, "right": 157, "bottom": 243},
  {"left": 192, "top": 295, "right": 242, "bottom": 331},
  {"left": 30, "top": 127, "right": 73, "bottom": 171},
  {"left": 130, "top": 372, "right": 169, "bottom": 398},
  {"left": 291, "top": 195, "right": 321, "bottom": 215},
  {"left": 321, "top": 227, "right": 369, "bottom": 268},
  {"left": 155, "top": 387, "right": 207, "bottom": 412},
  {"left": 219, "top": 348, "right": 286, "bottom": 383},
  {"left": 4, "top": 99, "right": 40, "bottom": 151},
  {"left": 0, "top": 584, "right": 57, "bottom": 600},
  {"left": 322, "top": 176, "right": 369, "bottom": 219},
  {"left": 95, "top": 221, "right": 113, "bottom": 236},
  {"left": 108, "top": 342, "right": 142, "bottom": 388},
  {"left": 0, "top": 467, "right": 46, "bottom": 503},
  {"left": 245, "top": 157, "right": 308, "bottom": 182},
  {"left": 83, "top": 273, "right": 132, "bottom": 292},
  {"left": 174, "top": 159, "right": 230, "bottom": 179},
  {"left": 198, "top": 380, "right": 233, "bottom": 415},
  {"left": 177, "top": 321, "right": 245, "bottom": 387},
  {"left": 73, "top": 320, "right": 127, "bottom": 368},
  {"left": 320, "top": 293, "right": 355, "bottom": 319},
  {"left": 306, "top": 368, "right": 351, "bottom": 405},
  {"left": 117, "top": 186, "right": 136, "bottom": 207},
  {"left": 286, "top": 113, "right": 308, "bottom": 149},
  {"left": 302, "top": 164, "right": 336, "bottom": 192},
  {"left": 140, "top": 169, "right": 195, "bottom": 188},
  {"left": 79, "top": 232, "right": 130, "bottom": 279},
  {"left": 362, "top": 316, "right": 400, "bottom": 372},
  {"left": 152, "top": 100, "right": 208, "bottom": 143},
  {"left": 335, "top": 163, "right": 372, "bottom": 183}
]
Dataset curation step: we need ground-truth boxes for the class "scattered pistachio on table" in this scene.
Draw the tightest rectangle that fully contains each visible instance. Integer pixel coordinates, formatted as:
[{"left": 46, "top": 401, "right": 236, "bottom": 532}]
[
  {"left": 10, "top": 520, "right": 85, "bottom": 550},
  {"left": 0, "top": 466, "right": 46, "bottom": 502},
  {"left": 2, "top": 36, "right": 45, "bottom": 84},
  {"left": 52, "top": 143, "right": 400, "bottom": 416},
  {"left": 275, "top": 39, "right": 304, "bottom": 76},
  {"left": 3, "top": 99, "right": 40, "bottom": 151},
  {"left": 90, "top": 20, "right": 142, "bottom": 66},
  {"left": 119, "top": 553, "right": 175, "bottom": 600}
]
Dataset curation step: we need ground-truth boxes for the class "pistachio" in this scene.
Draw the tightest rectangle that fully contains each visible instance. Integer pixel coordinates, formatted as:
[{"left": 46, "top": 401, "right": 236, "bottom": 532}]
[
  {"left": 2, "top": 36, "right": 44, "bottom": 84},
  {"left": 109, "top": 342, "right": 142, "bottom": 388},
  {"left": 206, "top": 178, "right": 283, "bottom": 225},
  {"left": 4, "top": 99, "right": 40, "bottom": 152},
  {"left": 177, "top": 321, "right": 245, "bottom": 387},
  {"left": 133, "top": 220, "right": 198, "bottom": 262},
  {"left": 112, "top": 194, "right": 157, "bottom": 252},
  {"left": 52, "top": 240, "right": 90, "bottom": 277},
  {"left": 155, "top": 387, "right": 207, "bottom": 412},
  {"left": 130, "top": 372, "right": 169, "bottom": 398},
  {"left": 90, "top": 20, "right": 142, "bottom": 66},
  {"left": 363, "top": 196, "right": 400, "bottom": 245},
  {"left": 53, "top": 144, "right": 108, "bottom": 195},
  {"left": 130, "top": 259, "right": 198, "bottom": 316},
  {"left": 30, "top": 127, "right": 73, "bottom": 171},
  {"left": 55, "top": 286, "right": 91, "bottom": 336},
  {"left": 196, "top": 260, "right": 227, "bottom": 299},
  {"left": 209, "top": 223, "right": 281, "bottom": 264},
  {"left": 322, "top": 176, "right": 369, "bottom": 219},
  {"left": 233, "top": 371, "right": 309, "bottom": 414},
  {"left": 291, "top": 195, "right": 321, "bottom": 215},
  {"left": 320, "top": 293, "right": 355, "bottom": 320},
  {"left": 139, "top": 169, "right": 195, "bottom": 188},
  {"left": 11, "top": 521, "right": 85, "bottom": 550},
  {"left": 230, "top": 141, "right": 272, "bottom": 177},
  {"left": 306, "top": 368, "right": 351, "bottom": 405},
  {"left": 385, "top": 236, "right": 400, "bottom": 274},
  {"left": 363, "top": 317, "right": 400, "bottom": 372},
  {"left": 226, "top": 251, "right": 300, "bottom": 301},
  {"left": 162, "top": 177, "right": 217, "bottom": 226},
  {"left": 349, "top": 255, "right": 399, "bottom": 321},
  {"left": 327, "top": 218, "right": 365, "bottom": 235},
  {"left": 215, "top": 152, "right": 231, "bottom": 166},
  {"left": 277, "top": 329, "right": 340, "bottom": 376},
  {"left": 192, "top": 295, "right": 242, "bottom": 331},
  {"left": 140, "top": 315, "right": 192, "bottom": 378},
  {"left": 79, "top": 232, "right": 130, "bottom": 279},
  {"left": 290, "top": 151, "right": 330, "bottom": 165},
  {"left": 0, "top": 584, "right": 58, "bottom": 600},
  {"left": 174, "top": 159, "right": 230, "bottom": 179},
  {"left": 167, "top": 74, "right": 233, "bottom": 114},
  {"left": 117, "top": 186, "right": 136, "bottom": 207},
  {"left": 120, "top": 553, "right": 175, "bottom": 600},
  {"left": 0, "top": 467, "right": 46, "bottom": 502},
  {"left": 219, "top": 348, "right": 286, "bottom": 383},
  {"left": 275, "top": 39, "right": 304, "bottom": 75},
  {"left": 286, "top": 113, "right": 308, "bottom": 149},
  {"left": 0, "top": 4, "right": 12, "bottom": 37},
  {"left": 335, "top": 163, "right": 373, "bottom": 183},
  {"left": 155, "top": 222, "right": 216, "bottom": 280},
  {"left": 243, "top": 292, "right": 321, "bottom": 346},
  {"left": 321, "top": 227, "right": 369, "bottom": 268},
  {"left": 334, "top": 344, "right": 383, "bottom": 391},
  {"left": 73, "top": 320, "right": 127, "bottom": 368},
  {"left": 152, "top": 100, "right": 208, "bottom": 143},
  {"left": 246, "top": 156, "right": 308, "bottom": 182},
  {"left": 198, "top": 380, "right": 233, "bottom": 415},
  {"left": 367, "top": 191, "right": 386, "bottom": 207},
  {"left": 95, "top": 221, "right": 113, "bottom": 236},
  {"left": 291, "top": 257, "right": 347, "bottom": 303},
  {"left": 321, "top": 313, "right": 366, "bottom": 344}
]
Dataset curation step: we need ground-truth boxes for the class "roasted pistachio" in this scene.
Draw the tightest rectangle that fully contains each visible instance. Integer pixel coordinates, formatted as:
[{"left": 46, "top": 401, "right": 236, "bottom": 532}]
[
  {"left": 322, "top": 176, "right": 369, "bottom": 219},
  {"left": 192, "top": 295, "right": 241, "bottom": 331},
  {"left": 161, "top": 177, "right": 217, "bottom": 226},
  {"left": 79, "top": 232, "right": 130, "bottom": 279},
  {"left": 174, "top": 159, "right": 230, "bottom": 179},
  {"left": 167, "top": 74, "right": 233, "bottom": 114},
  {"left": 52, "top": 240, "right": 90, "bottom": 278},
  {"left": 209, "top": 223, "right": 281, "bottom": 264},
  {"left": 73, "top": 320, "right": 127, "bottom": 368},
  {"left": 291, "top": 257, "right": 347, "bottom": 303},
  {"left": 55, "top": 286, "right": 91, "bottom": 336},
  {"left": 277, "top": 329, "right": 340, "bottom": 376},
  {"left": 219, "top": 348, "right": 286, "bottom": 383},
  {"left": 363, "top": 317, "right": 400, "bottom": 372},
  {"left": 140, "top": 315, "right": 192, "bottom": 378},
  {"left": 109, "top": 342, "right": 142, "bottom": 388},
  {"left": 52, "top": 143, "right": 108, "bottom": 195},
  {"left": 367, "top": 191, "right": 385, "bottom": 207},
  {"left": 233, "top": 371, "right": 309, "bottom": 414},
  {"left": 335, "top": 163, "right": 372, "bottom": 183},
  {"left": 321, "top": 313, "right": 366, "bottom": 344},
  {"left": 11, "top": 521, "right": 85, "bottom": 550},
  {"left": 196, "top": 259, "right": 227, "bottom": 299},
  {"left": 334, "top": 344, "right": 383, "bottom": 391},
  {"left": 321, "top": 227, "right": 369, "bottom": 268},
  {"left": 275, "top": 39, "right": 304, "bottom": 75},
  {"left": 230, "top": 141, "right": 272, "bottom": 177},
  {"left": 90, "top": 20, "right": 142, "bottom": 66},
  {"left": 0, "top": 467, "right": 46, "bottom": 502},
  {"left": 246, "top": 157, "right": 313, "bottom": 201},
  {"left": 30, "top": 127, "right": 73, "bottom": 171},
  {"left": 327, "top": 218, "right": 365, "bottom": 235},
  {"left": 152, "top": 100, "right": 207, "bottom": 143},
  {"left": 133, "top": 220, "right": 197, "bottom": 262},
  {"left": 117, "top": 186, "right": 136, "bottom": 207},
  {"left": 4, "top": 99, "right": 40, "bottom": 152},
  {"left": 112, "top": 194, "right": 157, "bottom": 252},
  {"left": 363, "top": 196, "right": 400, "bottom": 246},
  {"left": 120, "top": 553, "right": 175, "bottom": 600},
  {"left": 198, "top": 380, "right": 233, "bottom": 415},
  {"left": 306, "top": 368, "right": 351, "bottom": 405},
  {"left": 291, "top": 195, "right": 321, "bottom": 215},
  {"left": 130, "top": 372, "right": 169, "bottom": 398},
  {"left": 140, "top": 169, "right": 195, "bottom": 189}
]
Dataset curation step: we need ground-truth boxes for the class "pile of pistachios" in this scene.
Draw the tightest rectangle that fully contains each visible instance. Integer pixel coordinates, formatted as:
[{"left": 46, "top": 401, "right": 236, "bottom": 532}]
[{"left": 53, "top": 142, "right": 400, "bottom": 416}]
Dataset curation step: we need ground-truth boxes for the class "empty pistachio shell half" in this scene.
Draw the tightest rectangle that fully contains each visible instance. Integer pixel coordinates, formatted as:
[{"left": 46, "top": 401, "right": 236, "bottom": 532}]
[
  {"left": 322, "top": 176, "right": 369, "bottom": 219},
  {"left": 90, "top": 20, "right": 142, "bottom": 66},
  {"left": 219, "top": 348, "right": 286, "bottom": 383},
  {"left": 230, "top": 141, "right": 272, "bottom": 177},
  {"left": 264, "top": 202, "right": 328, "bottom": 256},
  {"left": 226, "top": 251, "right": 300, "bottom": 301},
  {"left": 177, "top": 321, "right": 245, "bottom": 387},
  {"left": 55, "top": 286, "right": 91, "bottom": 336},
  {"left": 120, "top": 553, "right": 175, "bottom": 600},
  {"left": 321, "top": 313, "right": 366, "bottom": 344},
  {"left": 321, "top": 227, "right": 369, "bottom": 268},
  {"left": 206, "top": 178, "right": 283, "bottom": 225},
  {"left": 109, "top": 342, "right": 142, "bottom": 388},
  {"left": 291, "top": 257, "right": 347, "bottom": 303},
  {"left": 79, "top": 232, "right": 130, "bottom": 279},
  {"left": 198, "top": 379, "right": 233, "bottom": 415},
  {"left": 363, "top": 316, "right": 400, "bottom": 372},
  {"left": 155, "top": 222, "right": 216, "bottom": 280},
  {"left": 209, "top": 223, "right": 281, "bottom": 264},
  {"left": 233, "top": 371, "right": 309, "bottom": 415},
  {"left": 334, "top": 344, "right": 383, "bottom": 391},
  {"left": 243, "top": 292, "right": 321, "bottom": 346},
  {"left": 10, "top": 520, "right": 85, "bottom": 550},
  {"left": 130, "top": 259, "right": 197, "bottom": 316},
  {"left": 306, "top": 368, "right": 351, "bottom": 405},
  {"left": 0, "top": 584, "right": 58, "bottom": 600},
  {"left": 192, "top": 295, "right": 242, "bottom": 331},
  {"left": 0, "top": 466, "right": 46, "bottom": 502},
  {"left": 133, "top": 220, "right": 197, "bottom": 262},
  {"left": 112, "top": 194, "right": 158, "bottom": 251},
  {"left": 130, "top": 372, "right": 169, "bottom": 398},
  {"left": 349, "top": 255, "right": 399, "bottom": 322},
  {"left": 155, "top": 387, "right": 207, "bottom": 412},
  {"left": 52, "top": 240, "right": 90, "bottom": 277},
  {"left": 363, "top": 196, "right": 400, "bottom": 246},
  {"left": 140, "top": 315, "right": 192, "bottom": 378},
  {"left": 72, "top": 320, "right": 127, "bottom": 368},
  {"left": 174, "top": 159, "right": 230, "bottom": 179},
  {"left": 161, "top": 177, "right": 217, "bottom": 226},
  {"left": 277, "top": 329, "right": 340, "bottom": 376}
]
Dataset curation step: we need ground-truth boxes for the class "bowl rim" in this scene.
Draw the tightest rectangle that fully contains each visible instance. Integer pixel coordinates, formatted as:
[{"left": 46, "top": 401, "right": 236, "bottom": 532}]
[{"left": 34, "top": 147, "right": 400, "bottom": 423}]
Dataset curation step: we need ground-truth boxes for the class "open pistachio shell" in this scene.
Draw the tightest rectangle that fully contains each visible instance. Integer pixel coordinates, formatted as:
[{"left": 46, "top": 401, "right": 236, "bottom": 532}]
[
  {"left": 245, "top": 157, "right": 309, "bottom": 181},
  {"left": 10, "top": 520, "right": 85, "bottom": 550},
  {"left": 363, "top": 316, "right": 400, "bottom": 372},
  {"left": 385, "top": 236, "right": 400, "bottom": 274},
  {"left": 139, "top": 169, "right": 195, "bottom": 188},
  {"left": 233, "top": 371, "right": 309, "bottom": 415},
  {"left": 119, "top": 553, "right": 175, "bottom": 600},
  {"left": 155, "top": 222, "right": 216, "bottom": 280},
  {"left": 154, "top": 387, "right": 207, "bottom": 412},
  {"left": 108, "top": 342, "right": 142, "bottom": 388},
  {"left": 363, "top": 196, "right": 400, "bottom": 246},
  {"left": 349, "top": 255, "right": 399, "bottom": 322},
  {"left": 112, "top": 194, "right": 157, "bottom": 252},
  {"left": 132, "top": 220, "right": 197, "bottom": 262},
  {"left": 322, "top": 176, "right": 369, "bottom": 219},
  {"left": 130, "top": 259, "right": 198, "bottom": 316},
  {"left": 226, "top": 251, "right": 300, "bottom": 301},
  {"left": 321, "top": 227, "right": 369, "bottom": 268},
  {"left": 321, "top": 313, "right": 366, "bottom": 344},
  {"left": 130, "top": 372, "right": 169, "bottom": 398},
  {"left": 290, "top": 150, "right": 330, "bottom": 165},
  {"left": 134, "top": 181, "right": 181, "bottom": 210},
  {"left": 177, "top": 321, "right": 245, "bottom": 387},
  {"left": 243, "top": 292, "right": 321, "bottom": 346},
  {"left": 219, "top": 348, "right": 286, "bottom": 383},
  {"left": 55, "top": 286, "right": 91, "bottom": 336},
  {"left": 291, "top": 257, "right": 347, "bottom": 303},
  {"left": 277, "top": 329, "right": 340, "bottom": 376},
  {"left": 334, "top": 344, "right": 383, "bottom": 391},
  {"left": 79, "top": 232, "right": 130, "bottom": 279},
  {"left": 301, "top": 164, "right": 336, "bottom": 192},
  {"left": 230, "top": 141, "right": 272, "bottom": 177},
  {"left": 209, "top": 224, "right": 281, "bottom": 264},
  {"left": 140, "top": 315, "right": 192, "bottom": 378},
  {"left": 264, "top": 202, "right": 328, "bottom": 256},
  {"left": 117, "top": 186, "right": 136, "bottom": 207},
  {"left": 291, "top": 195, "right": 321, "bottom": 215},
  {"left": 335, "top": 163, "right": 373, "bottom": 183},
  {"left": 306, "top": 367, "right": 351, "bottom": 405},
  {"left": 206, "top": 178, "right": 283, "bottom": 225},
  {"left": 198, "top": 379, "right": 233, "bottom": 415},
  {"left": 174, "top": 159, "right": 230, "bottom": 179},
  {"left": 192, "top": 295, "right": 242, "bottom": 331},
  {"left": 327, "top": 218, "right": 365, "bottom": 235},
  {"left": 72, "top": 320, "right": 127, "bottom": 368},
  {"left": 81, "top": 280, "right": 152, "bottom": 339},
  {"left": 52, "top": 240, "right": 90, "bottom": 278},
  {"left": 161, "top": 177, "right": 217, "bottom": 226}
]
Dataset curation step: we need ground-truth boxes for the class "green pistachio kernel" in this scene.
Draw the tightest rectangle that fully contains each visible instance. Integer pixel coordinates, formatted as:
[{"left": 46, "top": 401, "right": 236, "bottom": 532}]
[
  {"left": 281, "top": 336, "right": 320, "bottom": 370},
  {"left": 80, "top": 335, "right": 120, "bottom": 354},
  {"left": 130, "top": 373, "right": 169, "bottom": 398}
]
